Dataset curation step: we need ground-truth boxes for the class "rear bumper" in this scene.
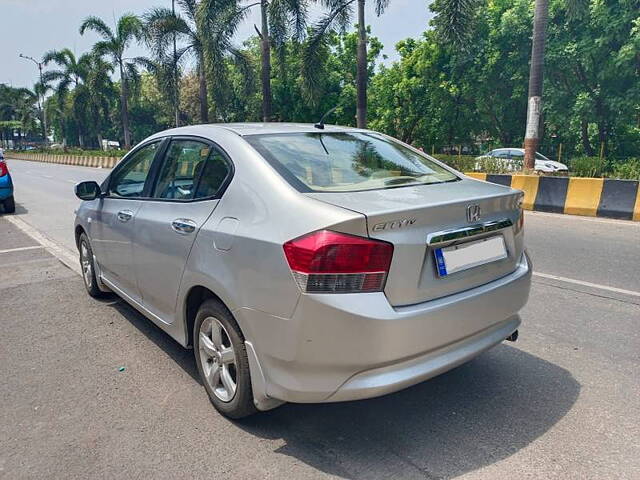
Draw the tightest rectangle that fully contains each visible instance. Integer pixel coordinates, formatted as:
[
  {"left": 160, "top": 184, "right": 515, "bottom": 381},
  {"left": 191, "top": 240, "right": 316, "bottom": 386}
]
[
  {"left": 239, "top": 251, "right": 532, "bottom": 405},
  {"left": 327, "top": 315, "right": 520, "bottom": 402}
]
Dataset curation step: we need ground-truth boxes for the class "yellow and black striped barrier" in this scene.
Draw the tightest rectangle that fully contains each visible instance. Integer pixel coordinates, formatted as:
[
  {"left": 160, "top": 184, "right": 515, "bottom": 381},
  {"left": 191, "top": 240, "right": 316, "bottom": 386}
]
[{"left": 466, "top": 173, "right": 640, "bottom": 221}]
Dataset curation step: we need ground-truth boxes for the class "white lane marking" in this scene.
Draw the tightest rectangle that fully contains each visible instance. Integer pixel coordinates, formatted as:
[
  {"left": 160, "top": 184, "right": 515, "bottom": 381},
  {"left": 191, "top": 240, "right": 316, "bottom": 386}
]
[
  {"left": 3, "top": 215, "right": 81, "bottom": 275},
  {"left": 67, "top": 180, "right": 76, "bottom": 184},
  {"left": 526, "top": 211, "right": 639, "bottom": 227},
  {"left": 42, "top": 175, "right": 53, "bottom": 179},
  {"left": 0, "top": 245, "right": 45, "bottom": 254},
  {"left": 533, "top": 272, "right": 640, "bottom": 298}
]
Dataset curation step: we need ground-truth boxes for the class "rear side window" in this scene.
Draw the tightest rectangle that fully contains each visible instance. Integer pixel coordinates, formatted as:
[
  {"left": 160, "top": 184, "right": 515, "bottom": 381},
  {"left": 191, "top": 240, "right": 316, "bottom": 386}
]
[
  {"left": 109, "top": 141, "right": 160, "bottom": 198},
  {"left": 246, "top": 132, "right": 458, "bottom": 192},
  {"left": 152, "top": 139, "right": 230, "bottom": 200}
]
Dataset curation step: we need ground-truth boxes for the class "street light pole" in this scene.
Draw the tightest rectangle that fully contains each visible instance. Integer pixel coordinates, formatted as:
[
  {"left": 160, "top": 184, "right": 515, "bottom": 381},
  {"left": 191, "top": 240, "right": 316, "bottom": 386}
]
[{"left": 19, "top": 53, "right": 48, "bottom": 144}]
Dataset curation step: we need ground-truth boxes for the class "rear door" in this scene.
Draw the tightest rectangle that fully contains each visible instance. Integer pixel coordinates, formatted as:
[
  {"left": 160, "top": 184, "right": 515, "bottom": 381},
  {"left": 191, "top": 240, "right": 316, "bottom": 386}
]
[
  {"left": 132, "top": 137, "right": 233, "bottom": 323},
  {"left": 93, "top": 140, "right": 162, "bottom": 300}
]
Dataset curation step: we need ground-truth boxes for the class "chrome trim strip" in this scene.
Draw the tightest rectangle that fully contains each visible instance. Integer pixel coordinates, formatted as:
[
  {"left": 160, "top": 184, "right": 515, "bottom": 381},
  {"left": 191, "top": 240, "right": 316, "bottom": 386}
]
[{"left": 427, "top": 219, "right": 513, "bottom": 245}]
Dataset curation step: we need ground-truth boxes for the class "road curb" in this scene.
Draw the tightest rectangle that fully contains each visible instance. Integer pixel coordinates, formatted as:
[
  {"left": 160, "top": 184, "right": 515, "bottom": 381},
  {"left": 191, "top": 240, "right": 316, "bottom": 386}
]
[
  {"left": 3, "top": 215, "right": 81, "bottom": 275},
  {"left": 7, "top": 152, "right": 120, "bottom": 168},
  {"left": 466, "top": 173, "right": 640, "bottom": 221}
]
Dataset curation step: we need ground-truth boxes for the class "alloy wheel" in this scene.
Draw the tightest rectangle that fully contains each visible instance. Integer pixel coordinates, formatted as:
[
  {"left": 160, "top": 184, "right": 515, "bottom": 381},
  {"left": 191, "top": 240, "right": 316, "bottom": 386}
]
[
  {"left": 80, "top": 241, "right": 92, "bottom": 288},
  {"left": 198, "top": 316, "right": 238, "bottom": 402}
]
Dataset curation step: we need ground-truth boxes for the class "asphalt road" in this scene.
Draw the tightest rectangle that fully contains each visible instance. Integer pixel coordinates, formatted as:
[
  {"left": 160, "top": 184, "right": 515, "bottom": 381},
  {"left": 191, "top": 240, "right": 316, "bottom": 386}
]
[{"left": 1, "top": 159, "right": 639, "bottom": 479}]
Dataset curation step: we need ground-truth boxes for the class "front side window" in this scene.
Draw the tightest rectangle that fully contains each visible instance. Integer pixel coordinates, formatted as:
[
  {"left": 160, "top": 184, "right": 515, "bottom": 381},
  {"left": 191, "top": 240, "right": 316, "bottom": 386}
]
[
  {"left": 109, "top": 142, "right": 160, "bottom": 197},
  {"left": 153, "top": 140, "right": 230, "bottom": 200},
  {"left": 246, "top": 132, "right": 458, "bottom": 192}
]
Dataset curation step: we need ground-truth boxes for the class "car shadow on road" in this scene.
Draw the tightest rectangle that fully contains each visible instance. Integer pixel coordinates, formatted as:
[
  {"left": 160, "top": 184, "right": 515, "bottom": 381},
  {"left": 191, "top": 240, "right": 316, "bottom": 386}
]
[
  {"left": 236, "top": 345, "right": 580, "bottom": 479},
  {"left": 100, "top": 296, "right": 580, "bottom": 479},
  {"left": 105, "top": 297, "right": 201, "bottom": 383}
]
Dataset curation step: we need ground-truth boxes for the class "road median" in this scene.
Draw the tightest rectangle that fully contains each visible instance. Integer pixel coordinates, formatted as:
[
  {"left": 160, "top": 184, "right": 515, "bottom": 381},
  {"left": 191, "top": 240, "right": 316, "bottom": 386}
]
[{"left": 466, "top": 173, "right": 640, "bottom": 221}]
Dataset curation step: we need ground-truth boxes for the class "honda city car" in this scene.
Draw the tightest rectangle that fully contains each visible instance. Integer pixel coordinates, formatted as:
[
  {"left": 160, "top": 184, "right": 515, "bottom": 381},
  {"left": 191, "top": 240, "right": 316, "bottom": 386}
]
[{"left": 74, "top": 123, "right": 532, "bottom": 418}]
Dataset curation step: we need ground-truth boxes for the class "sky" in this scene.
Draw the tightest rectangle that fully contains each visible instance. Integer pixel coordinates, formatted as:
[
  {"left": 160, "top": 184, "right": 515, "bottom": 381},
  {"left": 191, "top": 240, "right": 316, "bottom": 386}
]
[{"left": 0, "top": 0, "right": 433, "bottom": 89}]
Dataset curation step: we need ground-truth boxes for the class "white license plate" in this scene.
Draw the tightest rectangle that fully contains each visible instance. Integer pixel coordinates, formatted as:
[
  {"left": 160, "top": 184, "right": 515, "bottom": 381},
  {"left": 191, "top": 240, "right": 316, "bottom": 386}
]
[{"left": 434, "top": 235, "right": 507, "bottom": 277}]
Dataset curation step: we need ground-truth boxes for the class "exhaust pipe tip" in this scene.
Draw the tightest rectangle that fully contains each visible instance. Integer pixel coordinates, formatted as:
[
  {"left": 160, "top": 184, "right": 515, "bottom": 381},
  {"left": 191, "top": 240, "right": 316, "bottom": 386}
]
[{"left": 506, "top": 330, "right": 519, "bottom": 342}]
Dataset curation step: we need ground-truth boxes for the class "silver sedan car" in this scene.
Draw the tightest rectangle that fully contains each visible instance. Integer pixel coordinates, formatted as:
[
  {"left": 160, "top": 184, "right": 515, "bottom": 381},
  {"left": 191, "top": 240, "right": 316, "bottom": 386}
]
[{"left": 74, "top": 123, "right": 531, "bottom": 418}]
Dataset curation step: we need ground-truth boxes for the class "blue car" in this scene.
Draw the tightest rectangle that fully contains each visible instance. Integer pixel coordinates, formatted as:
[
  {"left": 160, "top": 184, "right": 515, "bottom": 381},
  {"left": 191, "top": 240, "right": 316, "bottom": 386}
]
[{"left": 0, "top": 155, "right": 15, "bottom": 213}]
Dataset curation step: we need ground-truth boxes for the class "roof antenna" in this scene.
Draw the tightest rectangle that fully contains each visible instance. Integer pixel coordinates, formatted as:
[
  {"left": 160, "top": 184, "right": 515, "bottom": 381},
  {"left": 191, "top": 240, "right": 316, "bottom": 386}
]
[{"left": 314, "top": 106, "right": 338, "bottom": 130}]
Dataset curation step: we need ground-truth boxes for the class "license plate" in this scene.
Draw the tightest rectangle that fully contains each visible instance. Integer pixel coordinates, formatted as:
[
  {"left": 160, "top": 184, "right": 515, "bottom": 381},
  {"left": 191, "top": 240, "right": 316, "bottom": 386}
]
[{"left": 434, "top": 235, "right": 507, "bottom": 277}]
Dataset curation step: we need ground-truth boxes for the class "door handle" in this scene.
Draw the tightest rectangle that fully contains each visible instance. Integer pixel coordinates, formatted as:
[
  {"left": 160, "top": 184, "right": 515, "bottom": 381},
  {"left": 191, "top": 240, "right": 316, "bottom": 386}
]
[
  {"left": 171, "top": 218, "right": 197, "bottom": 234},
  {"left": 117, "top": 210, "right": 134, "bottom": 222}
]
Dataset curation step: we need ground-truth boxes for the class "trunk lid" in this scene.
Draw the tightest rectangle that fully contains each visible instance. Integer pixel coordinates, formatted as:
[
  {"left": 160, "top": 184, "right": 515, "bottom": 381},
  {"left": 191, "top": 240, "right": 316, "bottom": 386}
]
[{"left": 307, "top": 178, "right": 524, "bottom": 306}]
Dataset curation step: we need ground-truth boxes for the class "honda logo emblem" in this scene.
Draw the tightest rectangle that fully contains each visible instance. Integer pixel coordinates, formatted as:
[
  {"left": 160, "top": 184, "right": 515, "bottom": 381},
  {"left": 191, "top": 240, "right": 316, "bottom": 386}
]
[{"left": 466, "top": 204, "right": 481, "bottom": 223}]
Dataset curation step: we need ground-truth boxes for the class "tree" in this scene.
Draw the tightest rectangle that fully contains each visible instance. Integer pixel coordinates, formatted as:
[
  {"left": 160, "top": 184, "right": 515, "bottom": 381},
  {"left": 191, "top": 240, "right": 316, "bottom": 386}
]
[
  {"left": 80, "top": 14, "right": 144, "bottom": 148},
  {"left": 303, "top": 0, "right": 390, "bottom": 128},
  {"left": 523, "top": 0, "right": 548, "bottom": 169},
  {"left": 240, "top": 0, "right": 309, "bottom": 121},
  {"left": 145, "top": 1, "right": 208, "bottom": 123},
  {"left": 431, "top": 0, "right": 591, "bottom": 167},
  {"left": 42, "top": 49, "right": 94, "bottom": 146},
  {"left": 145, "top": 0, "right": 247, "bottom": 124}
]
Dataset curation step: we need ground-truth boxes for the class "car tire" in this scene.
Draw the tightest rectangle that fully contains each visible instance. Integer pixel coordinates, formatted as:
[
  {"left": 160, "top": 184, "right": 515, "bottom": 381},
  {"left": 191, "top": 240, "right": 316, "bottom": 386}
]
[
  {"left": 3, "top": 196, "right": 15, "bottom": 213},
  {"left": 193, "top": 299, "right": 257, "bottom": 419},
  {"left": 78, "top": 233, "right": 105, "bottom": 298}
]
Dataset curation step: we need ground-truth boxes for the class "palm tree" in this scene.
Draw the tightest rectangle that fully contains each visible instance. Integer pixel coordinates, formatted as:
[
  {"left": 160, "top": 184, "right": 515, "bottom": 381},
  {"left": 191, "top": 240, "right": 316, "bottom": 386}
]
[
  {"left": 145, "top": 1, "right": 207, "bottom": 123},
  {"left": 42, "top": 49, "right": 92, "bottom": 146},
  {"left": 80, "top": 14, "right": 144, "bottom": 148},
  {"left": 78, "top": 55, "right": 117, "bottom": 148},
  {"left": 303, "top": 0, "right": 390, "bottom": 128},
  {"left": 145, "top": 0, "right": 247, "bottom": 124},
  {"left": 240, "top": 0, "right": 309, "bottom": 121}
]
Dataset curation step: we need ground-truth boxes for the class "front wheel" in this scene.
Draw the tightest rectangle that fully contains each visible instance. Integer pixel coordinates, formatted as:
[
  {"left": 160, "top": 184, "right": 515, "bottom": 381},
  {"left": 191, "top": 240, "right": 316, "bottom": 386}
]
[
  {"left": 194, "top": 299, "right": 257, "bottom": 419},
  {"left": 3, "top": 196, "right": 15, "bottom": 213},
  {"left": 78, "top": 233, "right": 105, "bottom": 298}
]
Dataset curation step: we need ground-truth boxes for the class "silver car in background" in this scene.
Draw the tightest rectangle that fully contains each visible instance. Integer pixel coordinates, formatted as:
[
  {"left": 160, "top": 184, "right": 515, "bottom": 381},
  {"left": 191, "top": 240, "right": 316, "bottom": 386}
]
[
  {"left": 476, "top": 148, "right": 568, "bottom": 173},
  {"left": 74, "top": 123, "right": 531, "bottom": 418}
]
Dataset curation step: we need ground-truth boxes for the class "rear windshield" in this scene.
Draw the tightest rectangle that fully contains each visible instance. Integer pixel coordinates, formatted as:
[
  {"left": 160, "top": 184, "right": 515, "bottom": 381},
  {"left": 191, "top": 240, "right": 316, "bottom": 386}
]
[{"left": 246, "top": 132, "right": 459, "bottom": 192}]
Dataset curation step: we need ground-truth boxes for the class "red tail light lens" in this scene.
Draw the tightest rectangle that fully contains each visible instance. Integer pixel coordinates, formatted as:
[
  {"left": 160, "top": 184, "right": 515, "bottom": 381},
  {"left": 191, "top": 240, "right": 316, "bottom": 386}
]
[
  {"left": 0, "top": 161, "right": 8, "bottom": 177},
  {"left": 283, "top": 230, "right": 393, "bottom": 293}
]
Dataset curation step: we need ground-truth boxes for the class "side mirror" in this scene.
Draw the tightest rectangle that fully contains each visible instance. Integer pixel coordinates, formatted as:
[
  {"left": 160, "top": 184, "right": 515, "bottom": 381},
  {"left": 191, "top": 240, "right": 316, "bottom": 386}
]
[{"left": 75, "top": 181, "right": 102, "bottom": 201}]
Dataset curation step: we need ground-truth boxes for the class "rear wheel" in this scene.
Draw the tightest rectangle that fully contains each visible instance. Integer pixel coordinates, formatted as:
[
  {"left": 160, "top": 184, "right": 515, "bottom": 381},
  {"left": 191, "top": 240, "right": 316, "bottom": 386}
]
[
  {"left": 3, "top": 196, "right": 15, "bottom": 213},
  {"left": 193, "top": 299, "right": 257, "bottom": 419},
  {"left": 79, "top": 233, "right": 104, "bottom": 298}
]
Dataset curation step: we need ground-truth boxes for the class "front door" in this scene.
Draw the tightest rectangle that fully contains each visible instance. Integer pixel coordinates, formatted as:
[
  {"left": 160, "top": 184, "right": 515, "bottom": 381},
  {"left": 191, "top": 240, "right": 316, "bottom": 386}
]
[
  {"left": 94, "top": 141, "right": 161, "bottom": 301},
  {"left": 132, "top": 138, "right": 233, "bottom": 323}
]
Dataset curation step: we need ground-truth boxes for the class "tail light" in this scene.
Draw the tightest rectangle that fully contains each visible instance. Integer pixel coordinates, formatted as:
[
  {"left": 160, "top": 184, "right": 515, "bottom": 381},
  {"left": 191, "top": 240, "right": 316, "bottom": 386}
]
[
  {"left": 0, "top": 161, "right": 7, "bottom": 177},
  {"left": 283, "top": 230, "right": 394, "bottom": 293}
]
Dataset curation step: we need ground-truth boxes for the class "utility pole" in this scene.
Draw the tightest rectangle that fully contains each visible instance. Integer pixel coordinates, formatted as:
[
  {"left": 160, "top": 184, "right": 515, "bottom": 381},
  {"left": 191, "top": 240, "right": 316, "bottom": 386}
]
[
  {"left": 523, "top": 0, "right": 549, "bottom": 170},
  {"left": 172, "top": 0, "right": 180, "bottom": 127},
  {"left": 19, "top": 53, "right": 48, "bottom": 144}
]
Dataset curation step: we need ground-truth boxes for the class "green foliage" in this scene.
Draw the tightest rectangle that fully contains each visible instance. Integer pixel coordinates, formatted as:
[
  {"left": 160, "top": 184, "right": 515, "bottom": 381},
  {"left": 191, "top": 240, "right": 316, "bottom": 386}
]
[
  {"left": 569, "top": 156, "right": 607, "bottom": 178},
  {"left": 611, "top": 158, "right": 640, "bottom": 181},
  {"left": 433, "top": 154, "right": 477, "bottom": 172},
  {"left": 1, "top": 0, "right": 638, "bottom": 169}
]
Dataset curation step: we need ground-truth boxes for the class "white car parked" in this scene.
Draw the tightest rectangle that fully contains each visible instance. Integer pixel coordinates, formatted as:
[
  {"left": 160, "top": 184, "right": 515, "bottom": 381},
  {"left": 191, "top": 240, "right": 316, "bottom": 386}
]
[{"left": 476, "top": 148, "right": 568, "bottom": 174}]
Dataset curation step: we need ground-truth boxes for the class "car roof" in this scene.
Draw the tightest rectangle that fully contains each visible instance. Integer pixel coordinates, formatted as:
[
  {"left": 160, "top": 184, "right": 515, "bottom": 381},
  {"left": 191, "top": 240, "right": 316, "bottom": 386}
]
[{"left": 154, "top": 122, "right": 365, "bottom": 137}]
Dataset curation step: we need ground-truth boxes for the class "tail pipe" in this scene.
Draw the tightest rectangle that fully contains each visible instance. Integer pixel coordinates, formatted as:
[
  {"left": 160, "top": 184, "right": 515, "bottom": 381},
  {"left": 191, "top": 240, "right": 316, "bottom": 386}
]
[{"left": 506, "top": 330, "right": 519, "bottom": 342}]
